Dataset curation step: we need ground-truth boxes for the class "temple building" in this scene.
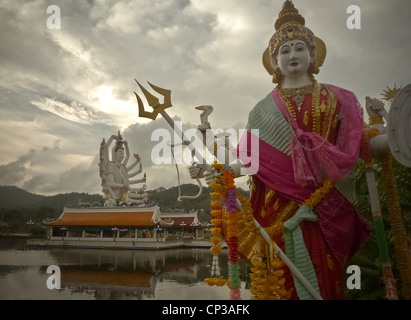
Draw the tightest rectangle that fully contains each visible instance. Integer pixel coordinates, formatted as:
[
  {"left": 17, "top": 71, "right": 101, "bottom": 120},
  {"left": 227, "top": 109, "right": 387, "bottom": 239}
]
[{"left": 40, "top": 206, "right": 209, "bottom": 249}]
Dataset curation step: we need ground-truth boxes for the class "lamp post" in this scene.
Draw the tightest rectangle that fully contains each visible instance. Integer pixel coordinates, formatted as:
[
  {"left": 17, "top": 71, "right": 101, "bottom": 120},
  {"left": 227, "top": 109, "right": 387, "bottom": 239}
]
[
  {"left": 180, "top": 221, "right": 186, "bottom": 241},
  {"left": 60, "top": 227, "right": 67, "bottom": 244},
  {"left": 111, "top": 227, "right": 119, "bottom": 241},
  {"left": 26, "top": 220, "right": 34, "bottom": 234},
  {"left": 191, "top": 222, "right": 197, "bottom": 240},
  {"left": 156, "top": 225, "right": 162, "bottom": 243}
]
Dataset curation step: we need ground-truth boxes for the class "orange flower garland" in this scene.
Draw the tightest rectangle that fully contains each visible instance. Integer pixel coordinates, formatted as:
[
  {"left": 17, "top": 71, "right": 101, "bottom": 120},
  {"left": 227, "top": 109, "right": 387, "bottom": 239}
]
[
  {"left": 205, "top": 196, "right": 227, "bottom": 287},
  {"left": 250, "top": 246, "right": 292, "bottom": 300},
  {"left": 302, "top": 178, "right": 334, "bottom": 207},
  {"left": 205, "top": 162, "right": 242, "bottom": 299}
]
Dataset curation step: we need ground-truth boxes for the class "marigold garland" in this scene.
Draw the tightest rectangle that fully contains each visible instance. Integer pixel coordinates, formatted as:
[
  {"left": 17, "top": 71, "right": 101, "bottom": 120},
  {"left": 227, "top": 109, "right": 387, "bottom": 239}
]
[
  {"left": 264, "top": 201, "right": 299, "bottom": 241},
  {"left": 302, "top": 178, "right": 334, "bottom": 207},
  {"left": 250, "top": 247, "right": 292, "bottom": 300},
  {"left": 205, "top": 161, "right": 242, "bottom": 300},
  {"left": 205, "top": 276, "right": 227, "bottom": 287},
  {"left": 205, "top": 190, "right": 227, "bottom": 287},
  {"left": 210, "top": 227, "right": 222, "bottom": 235}
]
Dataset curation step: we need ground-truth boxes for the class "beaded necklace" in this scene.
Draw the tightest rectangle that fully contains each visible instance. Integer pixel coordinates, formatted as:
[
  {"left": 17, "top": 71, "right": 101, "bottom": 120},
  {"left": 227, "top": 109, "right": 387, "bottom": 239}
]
[
  {"left": 278, "top": 83, "right": 314, "bottom": 112},
  {"left": 278, "top": 81, "right": 335, "bottom": 152}
]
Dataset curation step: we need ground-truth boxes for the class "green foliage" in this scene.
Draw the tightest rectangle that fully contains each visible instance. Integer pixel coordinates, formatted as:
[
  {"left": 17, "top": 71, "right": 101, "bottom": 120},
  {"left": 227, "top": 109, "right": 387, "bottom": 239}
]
[
  {"left": 347, "top": 158, "right": 411, "bottom": 299},
  {"left": 148, "top": 184, "right": 249, "bottom": 222},
  {"left": 0, "top": 185, "right": 46, "bottom": 208},
  {"left": 148, "top": 184, "right": 212, "bottom": 217},
  {"left": 0, "top": 186, "right": 103, "bottom": 235}
]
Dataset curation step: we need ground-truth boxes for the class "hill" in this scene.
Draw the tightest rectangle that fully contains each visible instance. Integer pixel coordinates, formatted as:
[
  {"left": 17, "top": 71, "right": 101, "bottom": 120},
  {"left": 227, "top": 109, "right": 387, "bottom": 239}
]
[
  {"left": 0, "top": 184, "right": 249, "bottom": 212},
  {"left": 0, "top": 185, "right": 46, "bottom": 208},
  {"left": 0, "top": 184, "right": 250, "bottom": 227},
  {"left": 0, "top": 185, "right": 104, "bottom": 213}
]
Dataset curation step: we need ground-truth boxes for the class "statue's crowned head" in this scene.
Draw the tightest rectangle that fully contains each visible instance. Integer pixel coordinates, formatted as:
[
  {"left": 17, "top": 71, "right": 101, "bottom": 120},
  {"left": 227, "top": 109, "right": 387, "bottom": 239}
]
[
  {"left": 263, "top": 0, "right": 326, "bottom": 83},
  {"left": 115, "top": 130, "right": 124, "bottom": 152},
  {"left": 115, "top": 141, "right": 124, "bottom": 152}
]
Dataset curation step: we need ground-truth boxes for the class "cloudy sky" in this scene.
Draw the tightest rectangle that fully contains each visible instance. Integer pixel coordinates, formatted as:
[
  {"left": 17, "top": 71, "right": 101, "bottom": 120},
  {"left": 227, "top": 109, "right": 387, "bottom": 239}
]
[{"left": 0, "top": 0, "right": 410, "bottom": 197}]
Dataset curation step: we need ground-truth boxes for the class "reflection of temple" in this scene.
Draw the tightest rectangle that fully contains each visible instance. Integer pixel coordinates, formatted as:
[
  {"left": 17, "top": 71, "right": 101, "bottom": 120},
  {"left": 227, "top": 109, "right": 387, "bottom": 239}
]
[
  {"left": 41, "top": 248, "right": 217, "bottom": 300},
  {"left": 61, "top": 266, "right": 156, "bottom": 299}
]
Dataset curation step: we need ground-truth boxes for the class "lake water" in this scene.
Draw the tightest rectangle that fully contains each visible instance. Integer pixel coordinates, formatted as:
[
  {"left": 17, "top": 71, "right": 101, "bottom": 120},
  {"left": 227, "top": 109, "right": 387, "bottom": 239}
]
[{"left": 0, "top": 238, "right": 252, "bottom": 300}]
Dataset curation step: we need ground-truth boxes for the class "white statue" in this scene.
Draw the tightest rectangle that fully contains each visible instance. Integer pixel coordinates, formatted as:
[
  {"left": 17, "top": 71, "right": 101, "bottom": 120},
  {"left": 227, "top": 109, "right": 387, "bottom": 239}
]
[{"left": 99, "top": 131, "right": 148, "bottom": 206}]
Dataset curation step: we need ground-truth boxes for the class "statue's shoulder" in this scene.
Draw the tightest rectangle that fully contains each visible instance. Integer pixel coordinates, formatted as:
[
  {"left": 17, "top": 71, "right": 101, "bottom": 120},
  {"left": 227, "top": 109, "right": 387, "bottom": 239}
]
[
  {"left": 322, "top": 83, "right": 357, "bottom": 100},
  {"left": 247, "top": 91, "right": 285, "bottom": 130},
  {"left": 249, "top": 92, "right": 275, "bottom": 116},
  {"left": 322, "top": 83, "right": 363, "bottom": 119}
]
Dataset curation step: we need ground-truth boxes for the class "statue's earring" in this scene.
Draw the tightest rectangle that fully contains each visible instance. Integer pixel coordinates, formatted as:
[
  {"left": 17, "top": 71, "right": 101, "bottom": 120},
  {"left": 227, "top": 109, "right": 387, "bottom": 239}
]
[{"left": 307, "top": 60, "right": 319, "bottom": 75}]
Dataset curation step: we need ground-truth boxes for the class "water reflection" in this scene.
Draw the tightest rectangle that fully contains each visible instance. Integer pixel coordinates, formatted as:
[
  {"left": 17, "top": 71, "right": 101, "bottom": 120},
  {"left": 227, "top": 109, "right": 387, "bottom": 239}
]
[{"left": 0, "top": 239, "right": 251, "bottom": 300}]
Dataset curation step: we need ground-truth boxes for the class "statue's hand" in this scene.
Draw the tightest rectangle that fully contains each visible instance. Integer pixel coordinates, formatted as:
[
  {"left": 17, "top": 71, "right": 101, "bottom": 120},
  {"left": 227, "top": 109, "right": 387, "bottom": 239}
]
[
  {"left": 133, "top": 154, "right": 141, "bottom": 162},
  {"left": 366, "top": 96, "right": 385, "bottom": 116},
  {"left": 189, "top": 163, "right": 215, "bottom": 186},
  {"left": 203, "top": 169, "right": 217, "bottom": 186},
  {"left": 189, "top": 163, "right": 205, "bottom": 179}
]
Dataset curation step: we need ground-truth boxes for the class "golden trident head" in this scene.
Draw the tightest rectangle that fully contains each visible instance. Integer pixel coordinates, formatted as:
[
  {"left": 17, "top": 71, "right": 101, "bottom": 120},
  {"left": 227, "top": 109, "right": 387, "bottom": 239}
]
[{"left": 134, "top": 79, "right": 172, "bottom": 120}]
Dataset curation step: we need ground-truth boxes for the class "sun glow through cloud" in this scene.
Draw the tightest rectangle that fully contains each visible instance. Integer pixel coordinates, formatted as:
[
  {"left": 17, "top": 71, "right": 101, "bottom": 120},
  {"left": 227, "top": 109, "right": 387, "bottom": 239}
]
[
  {"left": 217, "top": 14, "right": 246, "bottom": 32},
  {"left": 89, "top": 85, "right": 143, "bottom": 129}
]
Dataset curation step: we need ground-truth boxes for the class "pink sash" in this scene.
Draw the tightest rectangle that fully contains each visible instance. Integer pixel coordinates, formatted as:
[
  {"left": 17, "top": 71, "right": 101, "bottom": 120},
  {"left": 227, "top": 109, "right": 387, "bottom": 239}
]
[{"left": 236, "top": 85, "right": 371, "bottom": 262}]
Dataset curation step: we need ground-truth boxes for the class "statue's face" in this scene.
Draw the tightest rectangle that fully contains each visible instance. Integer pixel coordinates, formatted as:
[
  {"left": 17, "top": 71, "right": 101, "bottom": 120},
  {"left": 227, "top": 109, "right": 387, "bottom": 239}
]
[
  {"left": 115, "top": 148, "right": 125, "bottom": 162},
  {"left": 276, "top": 39, "right": 312, "bottom": 79}
]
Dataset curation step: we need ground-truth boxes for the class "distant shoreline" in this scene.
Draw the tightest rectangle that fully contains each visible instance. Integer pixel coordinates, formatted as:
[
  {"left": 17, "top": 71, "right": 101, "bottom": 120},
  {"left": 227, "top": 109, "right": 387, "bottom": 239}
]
[{"left": 0, "top": 233, "right": 36, "bottom": 238}]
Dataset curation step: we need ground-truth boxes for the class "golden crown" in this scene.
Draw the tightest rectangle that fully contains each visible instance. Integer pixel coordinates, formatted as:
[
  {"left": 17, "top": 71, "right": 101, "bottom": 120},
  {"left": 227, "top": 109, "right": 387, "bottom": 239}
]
[
  {"left": 262, "top": 0, "right": 326, "bottom": 77},
  {"left": 274, "top": 0, "right": 305, "bottom": 30},
  {"left": 269, "top": 24, "right": 316, "bottom": 58}
]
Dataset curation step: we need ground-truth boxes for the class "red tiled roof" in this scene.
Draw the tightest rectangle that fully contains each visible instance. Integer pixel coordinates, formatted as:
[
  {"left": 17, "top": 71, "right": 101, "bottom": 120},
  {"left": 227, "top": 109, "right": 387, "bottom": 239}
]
[
  {"left": 169, "top": 217, "right": 195, "bottom": 227},
  {"left": 44, "top": 207, "right": 157, "bottom": 227}
]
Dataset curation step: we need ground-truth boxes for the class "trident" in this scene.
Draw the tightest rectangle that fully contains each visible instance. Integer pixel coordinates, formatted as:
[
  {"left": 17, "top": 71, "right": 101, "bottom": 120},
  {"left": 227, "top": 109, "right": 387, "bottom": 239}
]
[
  {"left": 134, "top": 80, "right": 216, "bottom": 200},
  {"left": 134, "top": 80, "right": 323, "bottom": 300}
]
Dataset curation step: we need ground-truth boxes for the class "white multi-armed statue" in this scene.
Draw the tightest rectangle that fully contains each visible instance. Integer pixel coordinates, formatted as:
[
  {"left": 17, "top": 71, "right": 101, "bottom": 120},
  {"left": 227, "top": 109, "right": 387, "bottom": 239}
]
[{"left": 99, "top": 131, "right": 148, "bottom": 207}]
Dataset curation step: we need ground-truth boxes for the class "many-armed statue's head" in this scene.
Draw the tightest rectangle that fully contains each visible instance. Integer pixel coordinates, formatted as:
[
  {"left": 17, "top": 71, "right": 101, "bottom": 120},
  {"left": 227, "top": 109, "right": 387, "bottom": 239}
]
[
  {"left": 114, "top": 131, "right": 125, "bottom": 163},
  {"left": 263, "top": 0, "right": 326, "bottom": 85}
]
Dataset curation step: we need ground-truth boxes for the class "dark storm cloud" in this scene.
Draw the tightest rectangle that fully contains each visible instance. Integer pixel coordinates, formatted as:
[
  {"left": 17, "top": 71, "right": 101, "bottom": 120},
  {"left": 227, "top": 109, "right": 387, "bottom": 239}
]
[
  {"left": 0, "top": 0, "right": 410, "bottom": 195},
  {"left": 0, "top": 150, "right": 36, "bottom": 185}
]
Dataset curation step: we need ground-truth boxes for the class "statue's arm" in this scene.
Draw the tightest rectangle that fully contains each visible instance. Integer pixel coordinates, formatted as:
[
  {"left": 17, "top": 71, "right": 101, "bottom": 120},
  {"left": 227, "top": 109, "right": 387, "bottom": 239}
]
[
  {"left": 123, "top": 140, "right": 130, "bottom": 166},
  {"left": 105, "top": 135, "right": 117, "bottom": 158},
  {"left": 129, "top": 173, "right": 146, "bottom": 184},
  {"left": 127, "top": 154, "right": 141, "bottom": 172},
  {"left": 105, "top": 135, "right": 116, "bottom": 149}
]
